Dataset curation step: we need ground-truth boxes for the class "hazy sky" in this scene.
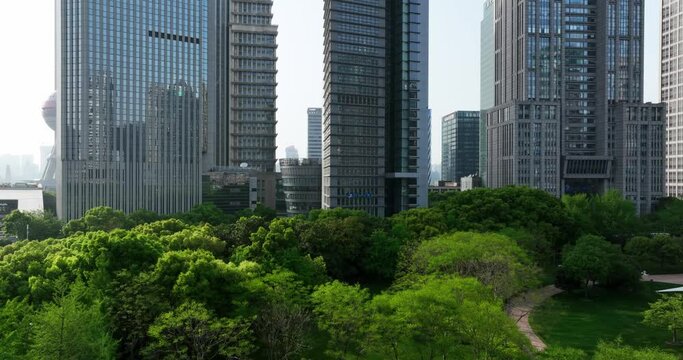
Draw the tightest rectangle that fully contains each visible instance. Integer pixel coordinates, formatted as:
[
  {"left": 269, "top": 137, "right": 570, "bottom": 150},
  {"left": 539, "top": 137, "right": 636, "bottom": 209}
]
[{"left": 0, "top": 0, "right": 662, "bottom": 166}]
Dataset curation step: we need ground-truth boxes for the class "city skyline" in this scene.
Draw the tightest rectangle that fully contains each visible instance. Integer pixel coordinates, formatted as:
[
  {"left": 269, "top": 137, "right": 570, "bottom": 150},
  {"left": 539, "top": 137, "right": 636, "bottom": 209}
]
[{"left": 0, "top": 0, "right": 663, "bottom": 169}]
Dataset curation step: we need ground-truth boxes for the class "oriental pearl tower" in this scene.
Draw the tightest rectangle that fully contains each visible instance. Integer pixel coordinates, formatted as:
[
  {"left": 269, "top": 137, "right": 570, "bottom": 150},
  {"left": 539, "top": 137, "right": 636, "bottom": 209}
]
[{"left": 40, "top": 93, "right": 57, "bottom": 190}]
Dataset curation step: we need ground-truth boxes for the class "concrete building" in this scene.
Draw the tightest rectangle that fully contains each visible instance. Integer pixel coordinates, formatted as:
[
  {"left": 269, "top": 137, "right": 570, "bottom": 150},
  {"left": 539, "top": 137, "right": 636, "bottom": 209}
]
[
  {"left": 486, "top": 0, "right": 665, "bottom": 214},
  {"left": 225, "top": 0, "right": 278, "bottom": 172},
  {"left": 461, "top": 175, "right": 483, "bottom": 192},
  {"left": 279, "top": 158, "right": 322, "bottom": 216},
  {"left": 308, "top": 108, "right": 323, "bottom": 160},
  {"left": 662, "top": 0, "right": 683, "bottom": 198},
  {"left": 202, "top": 167, "right": 279, "bottom": 214},
  {"left": 442, "top": 111, "right": 480, "bottom": 182},
  {"left": 479, "top": 0, "right": 495, "bottom": 186},
  {"left": 322, "top": 0, "right": 430, "bottom": 217}
]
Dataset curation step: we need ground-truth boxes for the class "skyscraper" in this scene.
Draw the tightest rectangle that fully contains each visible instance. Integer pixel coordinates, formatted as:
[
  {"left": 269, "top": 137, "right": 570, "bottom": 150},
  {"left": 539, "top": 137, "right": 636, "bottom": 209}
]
[
  {"left": 226, "top": 0, "right": 278, "bottom": 172},
  {"left": 285, "top": 146, "right": 299, "bottom": 160},
  {"left": 57, "top": 0, "right": 210, "bottom": 220},
  {"left": 479, "top": 0, "right": 495, "bottom": 186},
  {"left": 487, "top": 0, "right": 665, "bottom": 214},
  {"left": 57, "top": 1, "right": 279, "bottom": 220},
  {"left": 662, "top": 0, "right": 683, "bottom": 198},
  {"left": 322, "top": 0, "right": 430, "bottom": 217},
  {"left": 442, "top": 111, "right": 480, "bottom": 183},
  {"left": 307, "top": 108, "right": 322, "bottom": 160}
]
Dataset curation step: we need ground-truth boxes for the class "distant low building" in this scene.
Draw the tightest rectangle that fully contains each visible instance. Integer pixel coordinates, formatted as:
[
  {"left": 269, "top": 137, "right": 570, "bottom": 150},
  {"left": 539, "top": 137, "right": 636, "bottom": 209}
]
[
  {"left": 429, "top": 181, "right": 460, "bottom": 194},
  {"left": 279, "top": 158, "right": 322, "bottom": 216},
  {"left": 0, "top": 184, "right": 45, "bottom": 240},
  {"left": 202, "top": 168, "right": 279, "bottom": 215},
  {"left": 461, "top": 175, "right": 483, "bottom": 191}
]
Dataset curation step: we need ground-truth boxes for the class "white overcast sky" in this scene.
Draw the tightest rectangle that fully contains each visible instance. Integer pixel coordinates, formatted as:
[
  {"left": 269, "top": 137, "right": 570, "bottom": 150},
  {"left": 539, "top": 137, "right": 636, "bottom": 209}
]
[{"left": 0, "top": 0, "right": 662, "bottom": 166}]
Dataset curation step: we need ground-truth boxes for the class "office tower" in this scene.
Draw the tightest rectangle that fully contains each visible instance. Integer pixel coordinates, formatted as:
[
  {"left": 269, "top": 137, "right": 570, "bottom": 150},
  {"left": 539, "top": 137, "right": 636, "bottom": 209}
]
[
  {"left": 57, "top": 0, "right": 211, "bottom": 220},
  {"left": 442, "top": 111, "right": 480, "bottom": 183},
  {"left": 279, "top": 158, "right": 322, "bottom": 216},
  {"left": 487, "top": 0, "right": 665, "bottom": 214},
  {"left": 322, "top": 0, "right": 430, "bottom": 217},
  {"left": 662, "top": 1, "right": 683, "bottom": 198},
  {"left": 225, "top": 0, "right": 278, "bottom": 172},
  {"left": 307, "top": 108, "right": 323, "bottom": 160},
  {"left": 479, "top": 0, "right": 495, "bottom": 186},
  {"left": 285, "top": 146, "right": 299, "bottom": 159}
]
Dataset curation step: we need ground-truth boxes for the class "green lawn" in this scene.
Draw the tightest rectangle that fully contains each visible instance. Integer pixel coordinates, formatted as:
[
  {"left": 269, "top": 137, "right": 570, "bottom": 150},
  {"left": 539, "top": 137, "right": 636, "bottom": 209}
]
[{"left": 530, "top": 282, "right": 683, "bottom": 356}]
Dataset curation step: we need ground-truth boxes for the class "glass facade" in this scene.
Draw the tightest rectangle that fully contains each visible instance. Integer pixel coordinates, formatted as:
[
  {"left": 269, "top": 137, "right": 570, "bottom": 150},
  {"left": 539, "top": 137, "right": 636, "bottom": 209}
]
[
  {"left": 57, "top": 0, "right": 209, "bottom": 220},
  {"left": 442, "top": 111, "right": 480, "bottom": 183},
  {"left": 279, "top": 158, "right": 322, "bottom": 216},
  {"left": 322, "top": 0, "right": 429, "bottom": 217}
]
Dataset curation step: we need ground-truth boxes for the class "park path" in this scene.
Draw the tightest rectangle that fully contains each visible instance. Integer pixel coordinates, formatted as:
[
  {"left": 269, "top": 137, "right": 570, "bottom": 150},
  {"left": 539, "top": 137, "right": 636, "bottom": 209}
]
[
  {"left": 641, "top": 274, "right": 683, "bottom": 285},
  {"left": 507, "top": 285, "right": 564, "bottom": 351}
]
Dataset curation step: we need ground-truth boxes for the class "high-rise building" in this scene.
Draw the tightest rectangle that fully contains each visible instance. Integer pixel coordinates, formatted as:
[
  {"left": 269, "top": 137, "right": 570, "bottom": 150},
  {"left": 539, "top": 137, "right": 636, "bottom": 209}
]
[
  {"left": 479, "top": 0, "right": 495, "bottom": 186},
  {"left": 285, "top": 146, "right": 299, "bottom": 159},
  {"left": 442, "top": 111, "right": 480, "bottom": 183},
  {"left": 226, "top": 0, "right": 278, "bottom": 172},
  {"left": 322, "top": 0, "right": 430, "bottom": 217},
  {"left": 57, "top": 0, "right": 279, "bottom": 220},
  {"left": 307, "top": 108, "right": 323, "bottom": 160},
  {"left": 662, "top": 0, "right": 683, "bottom": 198},
  {"left": 487, "top": 0, "right": 665, "bottom": 214},
  {"left": 57, "top": 0, "right": 211, "bottom": 220}
]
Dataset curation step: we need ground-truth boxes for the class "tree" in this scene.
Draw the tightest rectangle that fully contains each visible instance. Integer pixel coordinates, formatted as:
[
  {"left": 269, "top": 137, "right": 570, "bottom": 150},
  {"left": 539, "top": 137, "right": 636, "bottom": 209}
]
[
  {"left": 145, "top": 301, "right": 254, "bottom": 360},
  {"left": 255, "top": 303, "right": 310, "bottom": 360},
  {"left": 593, "top": 341, "right": 677, "bottom": 360},
  {"left": 28, "top": 284, "right": 117, "bottom": 360},
  {"left": 311, "top": 281, "right": 370, "bottom": 359},
  {"left": 562, "top": 190, "right": 638, "bottom": 244},
  {"left": 0, "top": 298, "right": 33, "bottom": 359},
  {"left": 63, "top": 207, "right": 129, "bottom": 236},
  {"left": 560, "top": 235, "right": 637, "bottom": 296},
  {"left": 2, "top": 210, "right": 62, "bottom": 240},
  {"left": 625, "top": 235, "right": 683, "bottom": 274},
  {"left": 406, "top": 232, "right": 540, "bottom": 299},
  {"left": 643, "top": 294, "right": 683, "bottom": 344},
  {"left": 367, "top": 276, "right": 529, "bottom": 360},
  {"left": 643, "top": 197, "right": 683, "bottom": 236}
]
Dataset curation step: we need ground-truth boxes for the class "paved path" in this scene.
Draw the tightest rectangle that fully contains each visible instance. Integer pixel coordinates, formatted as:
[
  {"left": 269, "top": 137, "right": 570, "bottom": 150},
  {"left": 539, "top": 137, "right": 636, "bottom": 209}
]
[
  {"left": 507, "top": 285, "right": 564, "bottom": 351},
  {"left": 642, "top": 274, "right": 683, "bottom": 285}
]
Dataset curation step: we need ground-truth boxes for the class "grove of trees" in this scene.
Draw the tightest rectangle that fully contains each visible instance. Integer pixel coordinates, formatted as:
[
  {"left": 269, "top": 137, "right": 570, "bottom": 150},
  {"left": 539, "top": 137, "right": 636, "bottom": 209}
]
[{"left": 0, "top": 186, "right": 681, "bottom": 359}]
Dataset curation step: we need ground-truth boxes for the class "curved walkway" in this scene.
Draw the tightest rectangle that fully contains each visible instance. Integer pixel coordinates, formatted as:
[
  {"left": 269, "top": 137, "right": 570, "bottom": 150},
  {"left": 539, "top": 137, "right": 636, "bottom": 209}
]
[
  {"left": 641, "top": 274, "right": 683, "bottom": 285},
  {"left": 507, "top": 285, "right": 564, "bottom": 351}
]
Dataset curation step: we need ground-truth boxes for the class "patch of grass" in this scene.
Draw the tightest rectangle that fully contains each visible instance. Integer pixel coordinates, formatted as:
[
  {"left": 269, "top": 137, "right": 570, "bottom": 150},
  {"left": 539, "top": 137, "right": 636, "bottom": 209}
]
[{"left": 530, "top": 282, "right": 683, "bottom": 356}]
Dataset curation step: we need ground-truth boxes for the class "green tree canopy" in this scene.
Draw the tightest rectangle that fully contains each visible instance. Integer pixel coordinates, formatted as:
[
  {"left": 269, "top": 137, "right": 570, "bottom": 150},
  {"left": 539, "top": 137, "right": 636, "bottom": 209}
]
[
  {"left": 2, "top": 210, "right": 62, "bottom": 240},
  {"left": 643, "top": 294, "right": 683, "bottom": 344},
  {"left": 406, "top": 232, "right": 540, "bottom": 299},
  {"left": 145, "top": 301, "right": 254, "bottom": 360}
]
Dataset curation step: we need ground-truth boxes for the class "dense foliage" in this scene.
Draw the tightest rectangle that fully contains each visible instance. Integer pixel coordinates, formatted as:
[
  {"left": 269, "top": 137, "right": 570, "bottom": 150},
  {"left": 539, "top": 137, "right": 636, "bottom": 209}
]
[{"left": 0, "top": 187, "right": 680, "bottom": 359}]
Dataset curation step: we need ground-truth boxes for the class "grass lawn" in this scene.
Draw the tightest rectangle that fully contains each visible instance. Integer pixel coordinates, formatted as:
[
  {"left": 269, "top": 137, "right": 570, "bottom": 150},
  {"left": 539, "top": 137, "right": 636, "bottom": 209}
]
[{"left": 529, "top": 282, "right": 683, "bottom": 356}]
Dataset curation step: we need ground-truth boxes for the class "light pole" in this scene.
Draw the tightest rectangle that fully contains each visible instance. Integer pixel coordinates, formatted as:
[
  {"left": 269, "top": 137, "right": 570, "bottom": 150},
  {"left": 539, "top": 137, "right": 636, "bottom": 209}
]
[{"left": 26, "top": 223, "right": 29, "bottom": 240}]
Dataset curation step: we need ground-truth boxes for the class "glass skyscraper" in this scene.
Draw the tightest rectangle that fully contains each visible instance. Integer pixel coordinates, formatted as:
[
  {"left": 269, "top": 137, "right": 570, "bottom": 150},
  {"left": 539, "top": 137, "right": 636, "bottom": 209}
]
[
  {"left": 57, "top": 0, "right": 210, "bottom": 220},
  {"left": 487, "top": 0, "right": 665, "bottom": 214},
  {"left": 57, "top": 0, "right": 278, "bottom": 220},
  {"left": 322, "top": 0, "right": 430, "bottom": 217},
  {"left": 442, "top": 111, "right": 480, "bottom": 183}
]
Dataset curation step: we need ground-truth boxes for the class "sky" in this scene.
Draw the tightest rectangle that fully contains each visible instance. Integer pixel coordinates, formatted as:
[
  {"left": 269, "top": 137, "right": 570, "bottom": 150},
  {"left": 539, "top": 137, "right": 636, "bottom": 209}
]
[{"left": 0, "top": 0, "right": 662, "bottom": 167}]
